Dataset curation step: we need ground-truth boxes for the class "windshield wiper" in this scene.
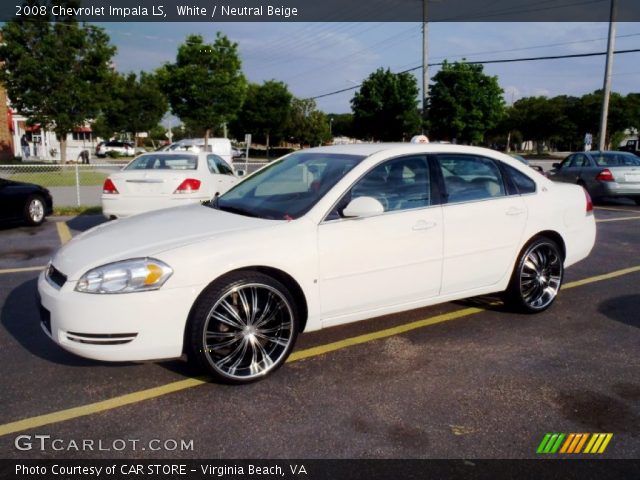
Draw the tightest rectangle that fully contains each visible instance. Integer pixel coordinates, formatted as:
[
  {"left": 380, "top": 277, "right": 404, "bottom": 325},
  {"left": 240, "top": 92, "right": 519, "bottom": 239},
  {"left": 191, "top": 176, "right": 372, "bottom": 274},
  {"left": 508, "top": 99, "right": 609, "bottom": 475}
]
[{"left": 216, "top": 204, "right": 259, "bottom": 218}]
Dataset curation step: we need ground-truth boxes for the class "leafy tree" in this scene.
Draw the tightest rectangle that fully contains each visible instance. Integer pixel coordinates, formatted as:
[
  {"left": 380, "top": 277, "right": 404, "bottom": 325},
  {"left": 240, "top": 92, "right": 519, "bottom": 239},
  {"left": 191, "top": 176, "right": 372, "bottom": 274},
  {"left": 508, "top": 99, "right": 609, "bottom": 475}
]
[
  {"left": 569, "top": 90, "right": 628, "bottom": 148},
  {"left": 510, "top": 96, "right": 563, "bottom": 152},
  {"left": 285, "top": 98, "right": 331, "bottom": 147},
  {"left": 624, "top": 93, "right": 640, "bottom": 132},
  {"left": 427, "top": 61, "right": 504, "bottom": 144},
  {"left": 93, "top": 72, "right": 168, "bottom": 146},
  {"left": 0, "top": 2, "right": 116, "bottom": 163},
  {"left": 328, "top": 113, "right": 355, "bottom": 138},
  {"left": 158, "top": 33, "right": 247, "bottom": 148},
  {"left": 351, "top": 68, "right": 421, "bottom": 141},
  {"left": 231, "top": 80, "right": 292, "bottom": 157}
]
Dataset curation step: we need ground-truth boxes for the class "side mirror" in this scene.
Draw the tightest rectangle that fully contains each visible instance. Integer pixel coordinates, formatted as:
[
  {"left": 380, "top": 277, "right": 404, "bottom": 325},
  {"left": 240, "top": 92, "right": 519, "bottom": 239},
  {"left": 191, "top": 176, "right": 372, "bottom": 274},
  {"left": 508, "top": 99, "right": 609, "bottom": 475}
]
[
  {"left": 236, "top": 169, "right": 246, "bottom": 177},
  {"left": 343, "top": 196, "right": 384, "bottom": 218},
  {"left": 552, "top": 163, "right": 561, "bottom": 169}
]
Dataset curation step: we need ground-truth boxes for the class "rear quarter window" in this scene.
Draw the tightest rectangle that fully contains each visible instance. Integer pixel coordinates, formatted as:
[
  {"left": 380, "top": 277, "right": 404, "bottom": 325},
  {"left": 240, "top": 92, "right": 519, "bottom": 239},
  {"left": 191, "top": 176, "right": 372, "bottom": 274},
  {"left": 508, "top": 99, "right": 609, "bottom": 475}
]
[{"left": 504, "top": 164, "right": 536, "bottom": 194}]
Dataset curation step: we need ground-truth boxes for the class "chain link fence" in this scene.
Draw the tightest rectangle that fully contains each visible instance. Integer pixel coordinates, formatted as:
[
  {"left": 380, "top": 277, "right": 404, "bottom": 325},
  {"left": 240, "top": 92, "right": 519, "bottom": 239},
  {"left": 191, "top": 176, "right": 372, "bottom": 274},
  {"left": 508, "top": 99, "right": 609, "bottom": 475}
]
[{"left": 0, "top": 161, "right": 268, "bottom": 208}]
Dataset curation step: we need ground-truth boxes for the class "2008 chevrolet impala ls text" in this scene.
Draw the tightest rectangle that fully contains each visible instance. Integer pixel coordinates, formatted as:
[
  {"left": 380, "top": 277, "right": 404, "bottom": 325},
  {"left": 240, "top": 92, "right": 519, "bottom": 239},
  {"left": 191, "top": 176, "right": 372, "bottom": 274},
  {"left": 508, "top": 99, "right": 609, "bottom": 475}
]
[{"left": 38, "top": 143, "right": 596, "bottom": 384}]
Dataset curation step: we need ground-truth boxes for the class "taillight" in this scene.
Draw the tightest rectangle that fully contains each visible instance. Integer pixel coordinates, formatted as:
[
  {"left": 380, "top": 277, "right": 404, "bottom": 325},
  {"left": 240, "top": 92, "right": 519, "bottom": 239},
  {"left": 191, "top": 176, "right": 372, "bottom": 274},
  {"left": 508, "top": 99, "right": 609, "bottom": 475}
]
[
  {"left": 174, "top": 178, "right": 201, "bottom": 194},
  {"left": 103, "top": 178, "right": 118, "bottom": 194},
  {"left": 584, "top": 189, "right": 593, "bottom": 214},
  {"left": 596, "top": 169, "right": 614, "bottom": 182}
]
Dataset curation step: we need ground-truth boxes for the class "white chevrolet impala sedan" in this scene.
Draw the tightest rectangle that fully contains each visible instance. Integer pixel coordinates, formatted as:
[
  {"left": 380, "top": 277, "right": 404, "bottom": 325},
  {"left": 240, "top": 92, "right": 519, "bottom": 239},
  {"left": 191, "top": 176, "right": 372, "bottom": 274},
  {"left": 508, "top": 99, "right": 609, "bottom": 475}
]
[
  {"left": 39, "top": 143, "right": 596, "bottom": 383},
  {"left": 101, "top": 151, "right": 239, "bottom": 219}
]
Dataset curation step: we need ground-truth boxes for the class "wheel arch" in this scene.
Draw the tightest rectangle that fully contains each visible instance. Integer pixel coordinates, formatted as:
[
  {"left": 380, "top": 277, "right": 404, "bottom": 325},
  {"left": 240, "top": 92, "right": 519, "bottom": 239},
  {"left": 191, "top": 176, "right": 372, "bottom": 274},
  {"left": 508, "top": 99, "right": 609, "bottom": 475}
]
[
  {"left": 182, "top": 265, "right": 310, "bottom": 353},
  {"left": 530, "top": 230, "right": 566, "bottom": 261}
]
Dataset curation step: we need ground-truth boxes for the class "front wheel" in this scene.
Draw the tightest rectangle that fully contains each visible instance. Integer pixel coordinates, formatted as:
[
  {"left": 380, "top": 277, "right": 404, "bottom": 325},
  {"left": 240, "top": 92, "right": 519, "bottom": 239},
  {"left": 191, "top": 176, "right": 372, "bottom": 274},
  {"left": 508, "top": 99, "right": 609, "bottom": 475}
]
[
  {"left": 505, "top": 237, "right": 564, "bottom": 313},
  {"left": 24, "top": 195, "right": 46, "bottom": 226},
  {"left": 186, "top": 271, "right": 299, "bottom": 384}
]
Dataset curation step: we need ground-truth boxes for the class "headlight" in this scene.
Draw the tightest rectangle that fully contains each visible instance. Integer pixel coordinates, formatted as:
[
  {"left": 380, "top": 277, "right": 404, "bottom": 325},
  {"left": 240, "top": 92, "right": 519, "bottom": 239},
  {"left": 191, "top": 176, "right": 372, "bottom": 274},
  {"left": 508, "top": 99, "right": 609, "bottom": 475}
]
[{"left": 75, "top": 258, "right": 173, "bottom": 294}]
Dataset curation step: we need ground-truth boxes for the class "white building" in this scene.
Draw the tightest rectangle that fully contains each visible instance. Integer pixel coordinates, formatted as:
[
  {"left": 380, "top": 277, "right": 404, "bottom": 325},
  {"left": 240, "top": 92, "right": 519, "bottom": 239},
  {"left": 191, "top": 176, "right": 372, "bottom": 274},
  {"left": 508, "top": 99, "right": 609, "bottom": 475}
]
[{"left": 10, "top": 111, "right": 100, "bottom": 162}]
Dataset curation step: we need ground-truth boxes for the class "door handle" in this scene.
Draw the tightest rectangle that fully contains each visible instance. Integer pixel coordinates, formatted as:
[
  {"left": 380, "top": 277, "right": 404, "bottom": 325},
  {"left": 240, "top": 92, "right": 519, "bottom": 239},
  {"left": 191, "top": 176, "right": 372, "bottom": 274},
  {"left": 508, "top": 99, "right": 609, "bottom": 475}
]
[
  {"left": 505, "top": 207, "right": 525, "bottom": 216},
  {"left": 412, "top": 220, "right": 437, "bottom": 231}
]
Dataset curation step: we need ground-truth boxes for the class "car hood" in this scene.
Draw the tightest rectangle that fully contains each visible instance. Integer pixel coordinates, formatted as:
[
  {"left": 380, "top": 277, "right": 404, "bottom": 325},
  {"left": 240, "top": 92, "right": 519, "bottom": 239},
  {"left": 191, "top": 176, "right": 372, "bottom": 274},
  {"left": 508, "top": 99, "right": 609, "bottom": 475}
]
[{"left": 53, "top": 205, "right": 278, "bottom": 280}]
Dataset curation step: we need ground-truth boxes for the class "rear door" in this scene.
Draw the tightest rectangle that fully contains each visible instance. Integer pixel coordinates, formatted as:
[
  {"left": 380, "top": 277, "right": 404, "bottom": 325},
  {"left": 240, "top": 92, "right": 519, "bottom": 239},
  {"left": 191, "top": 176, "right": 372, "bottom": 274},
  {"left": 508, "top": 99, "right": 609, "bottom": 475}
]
[{"left": 435, "top": 154, "right": 528, "bottom": 295}]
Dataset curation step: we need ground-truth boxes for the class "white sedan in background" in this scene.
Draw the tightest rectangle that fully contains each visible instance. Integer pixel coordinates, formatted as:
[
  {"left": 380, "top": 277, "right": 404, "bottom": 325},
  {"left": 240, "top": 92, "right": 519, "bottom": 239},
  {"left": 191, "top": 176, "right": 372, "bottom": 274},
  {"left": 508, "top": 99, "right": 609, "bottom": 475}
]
[
  {"left": 40, "top": 143, "right": 595, "bottom": 384},
  {"left": 101, "top": 151, "right": 239, "bottom": 219}
]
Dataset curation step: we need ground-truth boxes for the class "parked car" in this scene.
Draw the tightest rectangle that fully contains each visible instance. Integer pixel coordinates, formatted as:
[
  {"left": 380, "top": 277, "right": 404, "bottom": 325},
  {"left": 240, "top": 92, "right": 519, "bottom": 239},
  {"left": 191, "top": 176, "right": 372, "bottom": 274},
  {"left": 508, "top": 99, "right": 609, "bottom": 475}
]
[
  {"left": 548, "top": 150, "right": 640, "bottom": 204},
  {"left": 164, "top": 138, "right": 233, "bottom": 164},
  {"left": 0, "top": 178, "right": 53, "bottom": 226},
  {"left": 509, "top": 154, "right": 545, "bottom": 174},
  {"left": 101, "top": 151, "right": 240, "bottom": 219},
  {"left": 231, "top": 147, "right": 244, "bottom": 159},
  {"left": 39, "top": 143, "right": 595, "bottom": 384},
  {"left": 96, "top": 141, "right": 135, "bottom": 158}
]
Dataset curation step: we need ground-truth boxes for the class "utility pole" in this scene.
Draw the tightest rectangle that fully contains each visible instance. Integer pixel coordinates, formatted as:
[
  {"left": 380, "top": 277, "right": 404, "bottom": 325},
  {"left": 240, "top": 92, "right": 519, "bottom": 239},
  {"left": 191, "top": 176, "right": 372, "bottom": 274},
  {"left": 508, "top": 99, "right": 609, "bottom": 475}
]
[
  {"left": 422, "top": 0, "right": 429, "bottom": 128},
  {"left": 598, "top": 0, "right": 617, "bottom": 151}
]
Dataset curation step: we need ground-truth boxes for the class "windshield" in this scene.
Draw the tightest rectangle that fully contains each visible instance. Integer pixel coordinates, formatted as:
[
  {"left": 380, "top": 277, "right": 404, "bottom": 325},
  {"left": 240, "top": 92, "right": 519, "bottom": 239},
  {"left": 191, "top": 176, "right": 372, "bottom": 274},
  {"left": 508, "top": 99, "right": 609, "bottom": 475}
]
[
  {"left": 214, "top": 152, "right": 365, "bottom": 220},
  {"left": 125, "top": 154, "right": 198, "bottom": 170}
]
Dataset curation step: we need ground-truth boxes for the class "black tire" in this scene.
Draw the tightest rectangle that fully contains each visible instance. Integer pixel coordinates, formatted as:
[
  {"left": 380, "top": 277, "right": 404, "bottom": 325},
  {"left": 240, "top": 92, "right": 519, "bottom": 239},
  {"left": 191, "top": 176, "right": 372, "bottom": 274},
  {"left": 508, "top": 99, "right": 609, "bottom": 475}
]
[
  {"left": 23, "top": 195, "right": 46, "bottom": 226},
  {"left": 186, "top": 271, "right": 299, "bottom": 384},
  {"left": 505, "top": 236, "right": 564, "bottom": 313},
  {"left": 633, "top": 198, "right": 640, "bottom": 206}
]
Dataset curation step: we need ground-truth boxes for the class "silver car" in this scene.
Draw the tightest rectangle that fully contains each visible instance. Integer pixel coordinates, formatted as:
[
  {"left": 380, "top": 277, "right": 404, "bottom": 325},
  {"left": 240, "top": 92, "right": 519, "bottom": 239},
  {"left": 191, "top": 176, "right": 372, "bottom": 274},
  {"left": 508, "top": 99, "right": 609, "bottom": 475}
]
[{"left": 549, "top": 151, "right": 640, "bottom": 205}]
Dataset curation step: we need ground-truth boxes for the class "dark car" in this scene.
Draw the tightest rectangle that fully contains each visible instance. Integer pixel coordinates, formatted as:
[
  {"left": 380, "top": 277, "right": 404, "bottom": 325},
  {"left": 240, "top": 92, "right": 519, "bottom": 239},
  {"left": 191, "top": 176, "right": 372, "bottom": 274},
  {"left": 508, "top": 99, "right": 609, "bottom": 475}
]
[
  {"left": 548, "top": 150, "right": 640, "bottom": 204},
  {"left": 0, "top": 178, "right": 53, "bottom": 226}
]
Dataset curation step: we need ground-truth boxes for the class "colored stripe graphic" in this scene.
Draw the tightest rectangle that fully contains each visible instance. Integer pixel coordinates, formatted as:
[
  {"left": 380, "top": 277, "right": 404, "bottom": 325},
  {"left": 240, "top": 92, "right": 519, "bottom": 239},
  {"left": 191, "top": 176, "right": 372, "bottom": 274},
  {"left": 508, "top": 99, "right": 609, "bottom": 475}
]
[{"left": 538, "top": 433, "right": 612, "bottom": 454}]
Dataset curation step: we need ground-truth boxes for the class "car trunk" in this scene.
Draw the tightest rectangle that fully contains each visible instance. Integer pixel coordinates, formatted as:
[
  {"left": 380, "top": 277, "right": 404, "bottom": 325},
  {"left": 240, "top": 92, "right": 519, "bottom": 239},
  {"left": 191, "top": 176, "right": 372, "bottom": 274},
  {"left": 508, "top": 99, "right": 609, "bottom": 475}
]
[
  {"left": 111, "top": 171, "right": 197, "bottom": 196},
  {"left": 612, "top": 166, "right": 640, "bottom": 184}
]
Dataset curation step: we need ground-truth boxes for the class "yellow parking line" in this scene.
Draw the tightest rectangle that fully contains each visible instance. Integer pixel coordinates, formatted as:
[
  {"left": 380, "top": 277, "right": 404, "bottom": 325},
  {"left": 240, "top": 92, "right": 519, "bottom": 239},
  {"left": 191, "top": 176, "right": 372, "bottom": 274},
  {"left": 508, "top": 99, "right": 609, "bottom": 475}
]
[
  {"left": 0, "top": 266, "right": 46, "bottom": 275},
  {"left": 596, "top": 215, "right": 640, "bottom": 223},
  {"left": 56, "top": 221, "right": 72, "bottom": 245},
  {"left": 0, "top": 264, "right": 639, "bottom": 437},
  {"left": 595, "top": 206, "right": 640, "bottom": 213},
  {"left": 562, "top": 265, "right": 640, "bottom": 290}
]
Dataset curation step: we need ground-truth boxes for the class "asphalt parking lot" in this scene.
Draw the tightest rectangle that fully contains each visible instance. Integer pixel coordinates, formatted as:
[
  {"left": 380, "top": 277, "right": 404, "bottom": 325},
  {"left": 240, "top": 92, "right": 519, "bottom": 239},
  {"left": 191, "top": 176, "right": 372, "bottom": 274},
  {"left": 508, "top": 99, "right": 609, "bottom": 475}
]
[{"left": 0, "top": 204, "right": 639, "bottom": 460}]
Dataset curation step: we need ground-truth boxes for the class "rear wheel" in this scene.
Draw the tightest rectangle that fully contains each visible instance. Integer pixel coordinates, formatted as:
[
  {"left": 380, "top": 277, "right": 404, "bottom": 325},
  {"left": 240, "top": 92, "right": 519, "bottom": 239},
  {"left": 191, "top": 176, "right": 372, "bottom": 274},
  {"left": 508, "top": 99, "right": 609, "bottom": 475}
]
[
  {"left": 186, "top": 271, "right": 299, "bottom": 384},
  {"left": 24, "top": 195, "right": 45, "bottom": 226},
  {"left": 505, "top": 237, "right": 564, "bottom": 313}
]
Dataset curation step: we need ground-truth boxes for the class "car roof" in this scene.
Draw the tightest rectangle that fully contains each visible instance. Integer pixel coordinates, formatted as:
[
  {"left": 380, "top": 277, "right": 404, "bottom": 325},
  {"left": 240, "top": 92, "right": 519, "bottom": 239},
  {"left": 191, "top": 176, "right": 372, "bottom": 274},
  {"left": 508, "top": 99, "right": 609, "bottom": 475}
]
[{"left": 300, "top": 142, "right": 512, "bottom": 158}]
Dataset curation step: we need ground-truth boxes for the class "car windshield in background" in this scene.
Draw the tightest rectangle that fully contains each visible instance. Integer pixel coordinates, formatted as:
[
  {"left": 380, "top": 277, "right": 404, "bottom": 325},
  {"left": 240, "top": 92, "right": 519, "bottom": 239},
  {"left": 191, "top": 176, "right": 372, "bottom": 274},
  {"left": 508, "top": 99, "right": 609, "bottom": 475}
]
[
  {"left": 125, "top": 154, "right": 198, "bottom": 170},
  {"left": 215, "top": 152, "right": 366, "bottom": 220},
  {"left": 593, "top": 152, "right": 640, "bottom": 166}
]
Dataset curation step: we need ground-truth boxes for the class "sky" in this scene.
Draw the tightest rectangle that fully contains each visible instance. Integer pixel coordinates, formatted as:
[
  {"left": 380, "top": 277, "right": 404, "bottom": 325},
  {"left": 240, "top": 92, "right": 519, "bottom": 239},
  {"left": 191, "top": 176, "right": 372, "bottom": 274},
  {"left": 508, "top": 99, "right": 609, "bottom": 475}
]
[{"left": 100, "top": 21, "right": 640, "bottom": 114}]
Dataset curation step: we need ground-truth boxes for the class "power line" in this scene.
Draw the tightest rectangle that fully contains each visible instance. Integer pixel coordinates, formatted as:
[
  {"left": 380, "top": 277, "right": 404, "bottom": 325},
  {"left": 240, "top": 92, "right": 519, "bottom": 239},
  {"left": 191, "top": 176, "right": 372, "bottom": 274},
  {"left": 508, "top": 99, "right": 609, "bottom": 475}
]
[{"left": 308, "top": 48, "right": 640, "bottom": 100}]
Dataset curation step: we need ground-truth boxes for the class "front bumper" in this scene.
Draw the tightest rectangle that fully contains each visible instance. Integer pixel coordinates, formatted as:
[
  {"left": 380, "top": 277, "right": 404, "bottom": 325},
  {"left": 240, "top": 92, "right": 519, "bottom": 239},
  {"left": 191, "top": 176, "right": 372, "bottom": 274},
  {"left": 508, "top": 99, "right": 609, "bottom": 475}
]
[{"left": 38, "top": 270, "right": 199, "bottom": 362}]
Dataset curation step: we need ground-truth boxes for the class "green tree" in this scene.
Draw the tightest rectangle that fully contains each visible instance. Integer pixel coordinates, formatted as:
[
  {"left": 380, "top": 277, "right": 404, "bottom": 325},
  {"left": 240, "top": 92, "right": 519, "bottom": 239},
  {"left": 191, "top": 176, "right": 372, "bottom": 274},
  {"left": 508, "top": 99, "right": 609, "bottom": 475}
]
[
  {"left": 0, "top": 2, "right": 116, "bottom": 163},
  {"left": 427, "top": 61, "right": 504, "bottom": 144},
  {"left": 285, "top": 98, "right": 331, "bottom": 147},
  {"left": 93, "top": 72, "right": 168, "bottom": 146},
  {"left": 510, "top": 96, "right": 561, "bottom": 152},
  {"left": 351, "top": 68, "right": 421, "bottom": 141},
  {"left": 231, "top": 80, "right": 292, "bottom": 157},
  {"left": 158, "top": 33, "right": 247, "bottom": 148},
  {"left": 328, "top": 113, "right": 355, "bottom": 138}
]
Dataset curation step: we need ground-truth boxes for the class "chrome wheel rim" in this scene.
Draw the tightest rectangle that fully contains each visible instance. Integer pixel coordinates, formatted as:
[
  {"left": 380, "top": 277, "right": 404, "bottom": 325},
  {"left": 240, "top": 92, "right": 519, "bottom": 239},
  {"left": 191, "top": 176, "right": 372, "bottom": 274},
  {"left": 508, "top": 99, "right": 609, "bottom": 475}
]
[
  {"left": 519, "top": 243, "right": 562, "bottom": 309},
  {"left": 202, "top": 283, "right": 294, "bottom": 380},
  {"left": 29, "top": 199, "right": 44, "bottom": 223}
]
